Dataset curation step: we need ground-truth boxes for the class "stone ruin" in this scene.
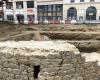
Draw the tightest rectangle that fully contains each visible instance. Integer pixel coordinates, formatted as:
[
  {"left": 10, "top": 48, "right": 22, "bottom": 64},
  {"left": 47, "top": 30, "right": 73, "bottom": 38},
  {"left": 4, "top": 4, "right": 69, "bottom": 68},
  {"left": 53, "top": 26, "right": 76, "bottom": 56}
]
[{"left": 0, "top": 41, "right": 99, "bottom": 80}]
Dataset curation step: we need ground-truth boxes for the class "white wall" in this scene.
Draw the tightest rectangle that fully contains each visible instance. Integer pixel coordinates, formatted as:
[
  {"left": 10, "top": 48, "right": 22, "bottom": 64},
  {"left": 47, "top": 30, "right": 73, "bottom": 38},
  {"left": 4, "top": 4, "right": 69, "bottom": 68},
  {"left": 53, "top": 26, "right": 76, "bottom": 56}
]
[
  {"left": 0, "top": 7, "right": 2, "bottom": 10},
  {"left": 4, "top": 0, "right": 38, "bottom": 24},
  {"left": 95, "top": 0, "right": 100, "bottom": 2},
  {"left": 63, "top": 0, "right": 100, "bottom": 4}
]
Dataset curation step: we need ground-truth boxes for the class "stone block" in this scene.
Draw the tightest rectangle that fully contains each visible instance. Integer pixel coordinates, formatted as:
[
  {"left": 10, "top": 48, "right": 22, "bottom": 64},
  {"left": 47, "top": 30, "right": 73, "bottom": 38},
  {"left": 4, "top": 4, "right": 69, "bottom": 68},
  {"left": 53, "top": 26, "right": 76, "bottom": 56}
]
[
  {"left": 46, "top": 59, "right": 62, "bottom": 66},
  {"left": 41, "top": 59, "right": 62, "bottom": 67},
  {"left": 28, "top": 67, "right": 33, "bottom": 73},
  {"left": 47, "top": 76, "right": 54, "bottom": 80},
  {"left": 29, "top": 77, "right": 34, "bottom": 80},
  {"left": 3, "top": 62, "right": 9, "bottom": 68},
  {"left": 77, "top": 77, "right": 83, "bottom": 80},
  {"left": 47, "top": 54, "right": 61, "bottom": 59},
  {"left": 15, "top": 75, "right": 20, "bottom": 79},
  {"left": 12, "top": 69, "right": 20, "bottom": 75},
  {"left": 38, "top": 75, "right": 46, "bottom": 80},
  {"left": 62, "top": 75, "right": 71, "bottom": 80},
  {"left": 63, "top": 58, "right": 72, "bottom": 64},
  {"left": 6, "top": 77, "right": 13, "bottom": 80},
  {"left": 2, "top": 72, "right": 8, "bottom": 79},
  {"left": 29, "top": 58, "right": 41, "bottom": 66},
  {"left": 7, "top": 58, "right": 17, "bottom": 64},
  {"left": 61, "top": 64, "right": 74, "bottom": 70},
  {"left": 0, "top": 72, "right": 3, "bottom": 79},
  {"left": 42, "top": 67, "right": 59, "bottom": 73},
  {"left": 58, "top": 71, "right": 67, "bottom": 76},
  {"left": 4, "top": 54, "right": 13, "bottom": 59},
  {"left": 54, "top": 76, "right": 62, "bottom": 80},
  {"left": 66, "top": 68, "right": 75, "bottom": 74},
  {"left": 8, "top": 73, "right": 14, "bottom": 79},
  {"left": 18, "top": 59, "right": 29, "bottom": 65}
]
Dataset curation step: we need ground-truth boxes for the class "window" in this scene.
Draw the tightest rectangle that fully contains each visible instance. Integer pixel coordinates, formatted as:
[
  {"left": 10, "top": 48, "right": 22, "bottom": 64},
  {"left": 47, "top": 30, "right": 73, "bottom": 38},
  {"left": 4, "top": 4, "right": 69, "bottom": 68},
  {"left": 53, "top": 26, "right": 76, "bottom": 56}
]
[
  {"left": 44, "top": 5, "right": 48, "bottom": 12},
  {"left": 90, "top": 0, "right": 94, "bottom": 2},
  {"left": 16, "top": 1, "right": 23, "bottom": 9},
  {"left": 99, "top": 16, "right": 100, "bottom": 20},
  {"left": 38, "top": 4, "right": 63, "bottom": 21},
  {"left": 7, "top": 15, "right": 14, "bottom": 21},
  {"left": 56, "top": 5, "right": 62, "bottom": 11},
  {"left": 79, "top": 16, "right": 83, "bottom": 20},
  {"left": 48, "top": 5, "right": 52, "bottom": 12},
  {"left": 27, "top": 1, "right": 34, "bottom": 8},
  {"left": 38, "top": 6, "right": 44, "bottom": 12},
  {"left": 53, "top": 5, "right": 56, "bottom": 11},
  {"left": 67, "top": 7, "right": 77, "bottom": 20},
  {"left": 6, "top": 2, "right": 13, "bottom": 9},
  {"left": 80, "top": 0, "right": 84, "bottom": 2},
  {"left": 27, "top": 15, "right": 34, "bottom": 21},
  {"left": 70, "top": 0, "right": 75, "bottom": 3},
  {"left": 17, "top": 14, "right": 24, "bottom": 23},
  {"left": 86, "top": 6, "right": 97, "bottom": 20}
]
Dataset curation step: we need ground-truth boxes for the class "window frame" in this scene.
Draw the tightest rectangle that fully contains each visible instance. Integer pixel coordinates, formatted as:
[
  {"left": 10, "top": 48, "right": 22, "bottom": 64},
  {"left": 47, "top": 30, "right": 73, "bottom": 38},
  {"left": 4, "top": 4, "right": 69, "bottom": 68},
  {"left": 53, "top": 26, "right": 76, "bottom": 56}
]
[
  {"left": 16, "top": 1, "right": 23, "bottom": 9},
  {"left": 70, "top": 0, "right": 75, "bottom": 3},
  {"left": 27, "top": 1, "right": 34, "bottom": 8}
]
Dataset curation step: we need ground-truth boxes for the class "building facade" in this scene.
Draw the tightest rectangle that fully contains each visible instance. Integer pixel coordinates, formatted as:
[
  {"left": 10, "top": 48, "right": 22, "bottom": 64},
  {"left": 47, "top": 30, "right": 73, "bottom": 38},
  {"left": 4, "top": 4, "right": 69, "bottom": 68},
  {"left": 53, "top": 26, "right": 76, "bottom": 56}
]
[
  {"left": 63, "top": 0, "right": 100, "bottom": 23},
  {"left": 37, "top": 0, "right": 63, "bottom": 23},
  {"left": 3, "top": 0, "right": 37, "bottom": 24},
  {"left": 2, "top": 0, "right": 100, "bottom": 24},
  {"left": 0, "top": 6, "right": 3, "bottom": 21}
]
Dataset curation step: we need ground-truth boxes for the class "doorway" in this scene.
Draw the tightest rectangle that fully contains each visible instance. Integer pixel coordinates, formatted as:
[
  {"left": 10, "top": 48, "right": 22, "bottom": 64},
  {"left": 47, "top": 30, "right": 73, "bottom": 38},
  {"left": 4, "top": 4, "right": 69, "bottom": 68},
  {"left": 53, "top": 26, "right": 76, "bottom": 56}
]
[
  {"left": 86, "top": 6, "right": 97, "bottom": 20},
  {"left": 17, "top": 14, "right": 24, "bottom": 23},
  {"left": 34, "top": 65, "right": 40, "bottom": 79},
  {"left": 67, "top": 7, "right": 77, "bottom": 20}
]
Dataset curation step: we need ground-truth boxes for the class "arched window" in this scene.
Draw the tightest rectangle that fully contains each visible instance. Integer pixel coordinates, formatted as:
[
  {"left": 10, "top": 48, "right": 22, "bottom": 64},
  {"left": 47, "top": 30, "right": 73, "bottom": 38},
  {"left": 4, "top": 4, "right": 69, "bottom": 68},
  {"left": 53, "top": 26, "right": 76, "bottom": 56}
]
[
  {"left": 67, "top": 7, "right": 77, "bottom": 20},
  {"left": 86, "top": 6, "right": 97, "bottom": 20}
]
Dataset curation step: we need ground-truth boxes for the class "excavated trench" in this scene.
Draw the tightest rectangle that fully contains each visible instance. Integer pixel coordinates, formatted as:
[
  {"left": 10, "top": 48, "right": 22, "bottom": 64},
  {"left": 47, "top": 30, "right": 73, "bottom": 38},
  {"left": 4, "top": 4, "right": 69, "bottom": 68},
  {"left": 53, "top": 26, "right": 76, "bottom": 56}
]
[
  {"left": 1, "top": 31, "right": 100, "bottom": 53},
  {"left": 68, "top": 41, "right": 100, "bottom": 52}
]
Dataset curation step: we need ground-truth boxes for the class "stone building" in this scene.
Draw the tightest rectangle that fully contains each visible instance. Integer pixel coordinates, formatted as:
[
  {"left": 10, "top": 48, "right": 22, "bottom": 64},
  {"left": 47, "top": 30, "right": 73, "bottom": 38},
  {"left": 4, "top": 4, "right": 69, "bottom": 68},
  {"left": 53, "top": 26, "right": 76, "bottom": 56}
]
[
  {"left": 2, "top": 0, "right": 100, "bottom": 24},
  {"left": 37, "top": 0, "right": 63, "bottom": 23},
  {"left": 63, "top": 0, "right": 100, "bottom": 23},
  {"left": 3, "top": 0, "right": 37, "bottom": 24},
  {"left": 0, "top": 41, "right": 99, "bottom": 80},
  {"left": 0, "top": 6, "right": 3, "bottom": 21},
  {"left": 37, "top": 0, "right": 100, "bottom": 23}
]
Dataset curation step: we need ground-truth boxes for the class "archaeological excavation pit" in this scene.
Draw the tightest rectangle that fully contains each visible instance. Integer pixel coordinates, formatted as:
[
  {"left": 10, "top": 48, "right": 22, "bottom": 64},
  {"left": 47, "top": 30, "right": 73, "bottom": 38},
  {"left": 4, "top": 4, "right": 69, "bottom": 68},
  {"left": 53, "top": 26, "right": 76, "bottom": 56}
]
[{"left": 0, "top": 41, "right": 99, "bottom": 80}]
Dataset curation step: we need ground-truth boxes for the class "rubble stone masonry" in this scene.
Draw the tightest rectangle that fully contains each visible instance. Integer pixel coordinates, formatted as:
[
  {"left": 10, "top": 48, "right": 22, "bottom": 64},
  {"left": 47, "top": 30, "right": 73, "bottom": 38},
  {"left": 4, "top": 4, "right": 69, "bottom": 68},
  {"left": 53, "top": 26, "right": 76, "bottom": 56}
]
[{"left": 0, "top": 51, "right": 99, "bottom": 80}]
